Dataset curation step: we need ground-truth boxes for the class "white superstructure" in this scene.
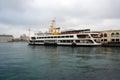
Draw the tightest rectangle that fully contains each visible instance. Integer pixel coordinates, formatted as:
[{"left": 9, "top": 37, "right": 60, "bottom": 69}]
[{"left": 28, "top": 19, "right": 101, "bottom": 46}]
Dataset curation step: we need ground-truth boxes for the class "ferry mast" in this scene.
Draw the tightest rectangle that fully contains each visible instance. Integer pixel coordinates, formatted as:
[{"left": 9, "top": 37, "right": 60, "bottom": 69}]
[{"left": 50, "top": 19, "right": 61, "bottom": 35}]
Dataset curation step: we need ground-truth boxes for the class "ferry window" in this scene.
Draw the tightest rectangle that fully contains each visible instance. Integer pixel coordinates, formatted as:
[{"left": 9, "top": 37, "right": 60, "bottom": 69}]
[
  {"left": 58, "top": 36, "right": 60, "bottom": 38},
  {"left": 31, "top": 37, "right": 36, "bottom": 39},
  {"left": 104, "top": 39, "right": 107, "bottom": 41},
  {"left": 111, "top": 33, "right": 114, "bottom": 37},
  {"left": 70, "top": 40, "right": 73, "bottom": 42},
  {"left": 30, "top": 40, "right": 33, "bottom": 42},
  {"left": 84, "top": 40, "right": 87, "bottom": 43},
  {"left": 116, "top": 39, "right": 119, "bottom": 42},
  {"left": 37, "top": 41, "right": 39, "bottom": 42},
  {"left": 104, "top": 33, "right": 107, "bottom": 37},
  {"left": 60, "top": 40, "right": 62, "bottom": 43},
  {"left": 88, "top": 40, "right": 93, "bottom": 43},
  {"left": 66, "top": 40, "right": 70, "bottom": 43},
  {"left": 50, "top": 36, "right": 52, "bottom": 38},
  {"left": 91, "top": 34, "right": 98, "bottom": 38},
  {"left": 94, "top": 39, "right": 96, "bottom": 42},
  {"left": 77, "top": 35, "right": 89, "bottom": 38},
  {"left": 66, "top": 36, "right": 69, "bottom": 38},
  {"left": 70, "top": 35, "right": 73, "bottom": 38},
  {"left": 82, "top": 40, "right": 85, "bottom": 43},
  {"left": 111, "top": 39, "right": 115, "bottom": 42},
  {"left": 58, "top": 40, "right": 60, "bottom": 42},
  {"left": 63, "top": 40, "right": 66, "bottom": 43},
  {"left": 116, "top": 33, "right": 119, "bottom": 35},
  {"left": 61, "top": 36, "right": 64, "bottom": 38},
  {"left": 101, "top": 34, "right": 103, "bottom": 37},
  {"left": 76, "top": 40, "right": 80, "bottom": 43},
  {"left": 116, "top": 33, "right": 119, "bottom": 37}
]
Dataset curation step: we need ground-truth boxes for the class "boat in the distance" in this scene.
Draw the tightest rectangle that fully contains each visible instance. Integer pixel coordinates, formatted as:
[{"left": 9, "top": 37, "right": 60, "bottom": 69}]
[{"left": 28, "top": 19, "right": 101, "bottom": 46}]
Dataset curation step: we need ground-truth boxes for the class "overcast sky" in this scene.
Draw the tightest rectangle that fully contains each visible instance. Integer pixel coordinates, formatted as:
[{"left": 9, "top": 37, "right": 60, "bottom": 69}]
[{"left": 0, "top": 0, "right": 120, "bottom": 37}]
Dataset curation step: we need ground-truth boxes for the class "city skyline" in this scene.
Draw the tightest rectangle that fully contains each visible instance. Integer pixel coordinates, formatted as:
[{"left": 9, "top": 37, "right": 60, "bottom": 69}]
[{"left": 0, "top": 0, "right": 120, "bottom": 37}]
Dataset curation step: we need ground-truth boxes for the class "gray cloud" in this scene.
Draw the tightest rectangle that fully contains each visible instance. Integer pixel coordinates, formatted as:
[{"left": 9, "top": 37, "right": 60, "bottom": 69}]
[{"left": 0, "top": 0, "right": 120, "bottom": 37}]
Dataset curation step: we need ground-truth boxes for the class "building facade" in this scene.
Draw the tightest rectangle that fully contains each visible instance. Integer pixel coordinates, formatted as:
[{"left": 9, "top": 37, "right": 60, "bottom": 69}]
[
  {"left": 100, "top": 30, "right": 120, "bottom": 43},
  {"left": 20, "top": 34, "right": 29, "bottom": 41},
  {"left": 0, "top": 35, "right": 13, "bottom": 42}
]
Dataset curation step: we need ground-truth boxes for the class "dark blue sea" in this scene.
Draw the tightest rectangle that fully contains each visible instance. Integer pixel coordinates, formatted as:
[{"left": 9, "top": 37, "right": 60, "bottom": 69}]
[{"left": 0, "top": 42, "right": 120, "bottom": 80}]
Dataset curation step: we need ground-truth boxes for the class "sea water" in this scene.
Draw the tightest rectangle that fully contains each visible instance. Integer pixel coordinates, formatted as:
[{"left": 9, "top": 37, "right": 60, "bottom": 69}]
[{"left": 0, "top": 42, "right": 120, "bottom": 80}]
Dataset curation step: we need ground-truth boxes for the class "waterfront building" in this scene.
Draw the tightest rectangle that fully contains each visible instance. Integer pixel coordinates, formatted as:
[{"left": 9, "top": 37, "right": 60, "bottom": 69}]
[
  {"left": 100, "top": 30, "right": 120, "bottom": 43},
  {"left": 20, "top": 34, "right": 29, "bottom": 41},
  {"left": 0, "top": 35, "right": 13, "bottom": 42}
]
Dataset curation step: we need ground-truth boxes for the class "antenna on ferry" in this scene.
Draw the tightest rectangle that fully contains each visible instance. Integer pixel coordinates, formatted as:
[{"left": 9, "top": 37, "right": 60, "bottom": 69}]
[
  {"left": 49, "top": 18, "right": 61, "bottom": 35},
  {"left": 51, "top": 18, "right": 56, "bottom": 28},
  {"left": 50, "top": 18, "right": 56, "bottom": 33},
  {"left": 28, "top": 28, "right": 31, "bottom": 40}
]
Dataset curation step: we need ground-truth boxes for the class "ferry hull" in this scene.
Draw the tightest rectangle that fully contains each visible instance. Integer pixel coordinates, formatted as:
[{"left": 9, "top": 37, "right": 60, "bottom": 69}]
[{"left": 28, "top": 42, "right": 101, "bottom": 47}]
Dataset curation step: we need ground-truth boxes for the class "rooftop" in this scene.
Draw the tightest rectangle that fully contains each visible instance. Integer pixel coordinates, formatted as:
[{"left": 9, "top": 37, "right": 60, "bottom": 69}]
[{"left": 0, "top": 35, "right": 13, "bottom": 37}]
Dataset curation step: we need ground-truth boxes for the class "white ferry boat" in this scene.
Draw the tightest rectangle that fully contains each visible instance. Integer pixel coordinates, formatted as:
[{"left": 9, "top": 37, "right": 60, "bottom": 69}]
[{"left": 28, "top": 19, "right": 101, "bottom": 46}]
